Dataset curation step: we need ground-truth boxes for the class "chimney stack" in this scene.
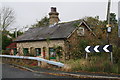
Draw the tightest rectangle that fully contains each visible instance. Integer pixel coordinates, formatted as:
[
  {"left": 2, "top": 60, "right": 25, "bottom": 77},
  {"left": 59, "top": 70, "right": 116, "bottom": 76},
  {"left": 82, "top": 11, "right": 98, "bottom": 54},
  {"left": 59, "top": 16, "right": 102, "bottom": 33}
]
[{"left": 49, "top": 7, "right": 59, "bottom": 25}]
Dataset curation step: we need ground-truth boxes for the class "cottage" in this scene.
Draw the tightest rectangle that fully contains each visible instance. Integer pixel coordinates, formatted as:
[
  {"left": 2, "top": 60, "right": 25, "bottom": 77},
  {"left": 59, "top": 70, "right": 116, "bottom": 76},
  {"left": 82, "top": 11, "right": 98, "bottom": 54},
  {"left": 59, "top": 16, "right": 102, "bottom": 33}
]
[{"left": 14, "top": 7, "right": 95, "bottom": 61}]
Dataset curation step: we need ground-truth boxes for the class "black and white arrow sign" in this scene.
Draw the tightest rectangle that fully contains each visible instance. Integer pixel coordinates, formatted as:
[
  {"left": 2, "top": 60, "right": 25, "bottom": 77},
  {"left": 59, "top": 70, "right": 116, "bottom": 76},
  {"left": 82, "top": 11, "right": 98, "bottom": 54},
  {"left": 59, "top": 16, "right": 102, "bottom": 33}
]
[{"left": 85, "top": 45, "right": 112, "bottom": 53}]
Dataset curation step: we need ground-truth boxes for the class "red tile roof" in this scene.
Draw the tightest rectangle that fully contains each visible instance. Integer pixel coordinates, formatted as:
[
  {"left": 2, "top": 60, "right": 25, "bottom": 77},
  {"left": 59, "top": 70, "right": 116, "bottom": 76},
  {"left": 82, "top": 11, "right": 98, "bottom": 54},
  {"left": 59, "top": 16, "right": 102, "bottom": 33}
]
[{"left": 6, "top": 43, "right": 17, "bottom": 48}]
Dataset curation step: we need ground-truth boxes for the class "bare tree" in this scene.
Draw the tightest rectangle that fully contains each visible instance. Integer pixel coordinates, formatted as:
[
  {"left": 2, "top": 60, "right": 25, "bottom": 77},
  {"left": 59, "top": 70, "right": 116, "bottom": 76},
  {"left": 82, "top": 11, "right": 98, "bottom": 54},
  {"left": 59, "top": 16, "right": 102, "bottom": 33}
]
[{"left": 0, "top": 7, "right": 15, "bottom": 31}]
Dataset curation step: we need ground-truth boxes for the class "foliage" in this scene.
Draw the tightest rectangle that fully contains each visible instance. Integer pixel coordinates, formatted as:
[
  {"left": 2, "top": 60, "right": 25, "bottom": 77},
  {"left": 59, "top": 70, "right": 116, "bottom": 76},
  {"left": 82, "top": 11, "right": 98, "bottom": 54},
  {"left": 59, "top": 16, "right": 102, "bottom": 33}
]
[
  {"left": 105, "top": 13, "right": 118, "bottom": 25},
  {"left": 2, "top": 31, "right": 12, "bottom": 50},
  {"left": 78, "top": 39, "right": 89, "bottom": 52},
  {"left": 84, "top": 16, "right": 106, "bottom": 42},
  {"left": 2, "top": 30, "right": 23, "bottom": 50},
  {"left": 110, "top": 13, "right": 117, "bottom": 24},
  {"left": 32, "top": 16, "right": 49, "bottom": 27},
  {"left": 83, "top": 16, "right": 105, "bottom": 29},
  {"left": 64, "top": 56, "right": 119, "bottom": 74},
  {"left": 0, "top": 30, "right": 23, "bottom": 50},
  {"left": 53, "top": 45, "right": 63, "bottom": 61},
  {"left": 2, "top": 49, "right": 10, "bottom": 55},
  {"left": 113, "top": 46, "right": 120, "bottom": 64},
  {"left": 71, "top": 39, "right": 89, "bottom": 59},
  {"left": 55, "top": 46, "right": 62, "bottom": 56},
  {"left": 84, "top": 13, "right": 118, "bottom": 44}
]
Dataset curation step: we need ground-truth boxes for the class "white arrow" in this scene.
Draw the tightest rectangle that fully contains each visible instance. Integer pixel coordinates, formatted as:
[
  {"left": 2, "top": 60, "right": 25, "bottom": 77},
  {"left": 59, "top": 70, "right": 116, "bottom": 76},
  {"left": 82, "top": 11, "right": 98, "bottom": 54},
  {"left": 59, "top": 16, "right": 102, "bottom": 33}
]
[
  {"left": 94, "top": 45, "right": 100, "bottom": 52},
  {"left": 103, "top": 45, "right": 110, "bottom": 52},
  {"left": 85, "top": 46, "right": 91, "bottom": 53}
]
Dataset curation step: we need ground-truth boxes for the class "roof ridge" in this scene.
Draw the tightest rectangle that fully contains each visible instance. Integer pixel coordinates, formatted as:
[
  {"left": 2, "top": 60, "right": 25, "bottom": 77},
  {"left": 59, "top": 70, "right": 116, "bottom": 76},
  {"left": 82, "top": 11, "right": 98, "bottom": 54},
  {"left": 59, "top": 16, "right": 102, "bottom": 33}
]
[{"left": 58, "top": 19, "right": 82, "bottom": 24}]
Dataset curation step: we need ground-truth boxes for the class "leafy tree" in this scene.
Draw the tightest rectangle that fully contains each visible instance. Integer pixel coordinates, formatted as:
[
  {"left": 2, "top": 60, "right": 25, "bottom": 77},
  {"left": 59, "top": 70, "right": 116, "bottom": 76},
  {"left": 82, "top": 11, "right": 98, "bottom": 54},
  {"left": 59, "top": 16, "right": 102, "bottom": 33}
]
[
  {"left": 32, "top": 16, "right": 49, "bottom": 27},
  {"left": 2, "top": 30, "right": 12, "bottom": 50},
  {"left": 110, "top": 13, "right": 117, "bottom": 25},
  {"left": 83, "top": 16, "right": 107, "bottom": 44},
  {"left": 2, "top": 30, "right": 23, "bottom": 50},
  {"left": 84, "top": 13, "right": 118, "bottom": 45},
  {"left": 103, "top": 13, "right": 117, "bottom": 26}
]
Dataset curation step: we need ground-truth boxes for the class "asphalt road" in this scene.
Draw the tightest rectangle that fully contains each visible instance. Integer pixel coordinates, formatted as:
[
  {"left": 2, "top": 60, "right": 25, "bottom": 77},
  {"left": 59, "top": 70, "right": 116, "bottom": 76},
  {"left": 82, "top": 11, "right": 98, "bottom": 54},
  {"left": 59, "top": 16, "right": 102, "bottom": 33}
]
[
  {"left": 2, "top": 63, "right": 70, "bottom": 78},
  {"left": 1, "top": 63, "right": 120, "bottom": 80}
]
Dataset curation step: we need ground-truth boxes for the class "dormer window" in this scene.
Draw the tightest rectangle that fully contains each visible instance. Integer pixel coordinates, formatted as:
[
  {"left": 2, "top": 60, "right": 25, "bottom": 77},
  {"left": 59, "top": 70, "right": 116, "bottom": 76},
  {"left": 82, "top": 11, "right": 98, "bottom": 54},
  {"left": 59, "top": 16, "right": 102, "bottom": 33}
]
[{"left": 77, "top": 27, "right": 85, "bottom": 36}]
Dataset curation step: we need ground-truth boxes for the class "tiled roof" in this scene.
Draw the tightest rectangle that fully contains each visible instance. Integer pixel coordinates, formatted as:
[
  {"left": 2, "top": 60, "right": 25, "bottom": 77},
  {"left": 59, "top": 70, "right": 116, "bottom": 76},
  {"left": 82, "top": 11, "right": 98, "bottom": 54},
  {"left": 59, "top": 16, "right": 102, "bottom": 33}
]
[{"left": 14, "top": 20, "right": 93, "bottom": 42}]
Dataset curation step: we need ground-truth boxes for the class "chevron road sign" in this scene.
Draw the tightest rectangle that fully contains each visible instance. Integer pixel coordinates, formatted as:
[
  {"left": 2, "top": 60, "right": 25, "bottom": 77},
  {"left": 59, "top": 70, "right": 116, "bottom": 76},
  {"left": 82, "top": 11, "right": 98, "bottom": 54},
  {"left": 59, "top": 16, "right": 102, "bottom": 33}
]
[{"left": 85, "top": 45, "right": 112, "bottom": 53}]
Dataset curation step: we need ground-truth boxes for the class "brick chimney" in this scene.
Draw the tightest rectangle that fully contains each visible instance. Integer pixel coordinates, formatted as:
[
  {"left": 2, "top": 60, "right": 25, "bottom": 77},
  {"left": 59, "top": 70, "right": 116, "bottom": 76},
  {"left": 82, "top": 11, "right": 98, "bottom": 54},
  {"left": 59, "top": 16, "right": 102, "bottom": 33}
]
[{"left": 49, "top": 7, "right": 59, "bottom": 25}]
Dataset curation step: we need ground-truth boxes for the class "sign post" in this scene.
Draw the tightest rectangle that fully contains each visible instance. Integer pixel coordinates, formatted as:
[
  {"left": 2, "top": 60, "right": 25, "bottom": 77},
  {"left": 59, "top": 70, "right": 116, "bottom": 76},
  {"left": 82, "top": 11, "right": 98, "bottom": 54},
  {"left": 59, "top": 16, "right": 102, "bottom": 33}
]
[
  {"left": 110, "top": 52, "right": 113, "bottom": 64},
  {"left": 85, "top": 53, "right": 88, "bottom": 59}
]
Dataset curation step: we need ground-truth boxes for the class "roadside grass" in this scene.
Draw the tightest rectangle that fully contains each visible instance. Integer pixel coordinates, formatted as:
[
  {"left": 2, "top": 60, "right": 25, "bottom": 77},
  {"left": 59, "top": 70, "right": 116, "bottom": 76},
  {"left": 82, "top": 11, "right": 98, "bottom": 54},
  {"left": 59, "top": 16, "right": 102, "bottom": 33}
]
[{"left": 63, "top": 56, "right": 119, "bottom": 74}]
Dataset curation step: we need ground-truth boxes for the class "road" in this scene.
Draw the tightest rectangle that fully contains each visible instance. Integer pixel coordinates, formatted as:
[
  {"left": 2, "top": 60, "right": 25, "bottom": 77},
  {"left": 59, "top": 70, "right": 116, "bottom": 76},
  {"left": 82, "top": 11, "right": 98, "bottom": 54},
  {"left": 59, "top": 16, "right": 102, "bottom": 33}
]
[
  {"left": 2, "top": 63, "right": 70, "bottom": 78},
  {"left": 1, "top": 63, "right": 120, "bottom": 79}
]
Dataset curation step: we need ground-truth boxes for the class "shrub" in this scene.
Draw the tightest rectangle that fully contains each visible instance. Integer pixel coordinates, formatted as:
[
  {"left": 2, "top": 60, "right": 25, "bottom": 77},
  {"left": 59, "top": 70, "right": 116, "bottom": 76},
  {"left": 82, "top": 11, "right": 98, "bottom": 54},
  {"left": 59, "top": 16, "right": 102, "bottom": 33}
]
[
  {"left": 113, "top": 46, "right": 120, "bottom": 64},
  {"left": 2, "top": 50, "right": 10, "bottom": 55},
  {"left": 64, "top": 59, "right": 89, "bottom": 71},
  {"left": 64, "top": 56, "right": 119, "bottom": 74}
]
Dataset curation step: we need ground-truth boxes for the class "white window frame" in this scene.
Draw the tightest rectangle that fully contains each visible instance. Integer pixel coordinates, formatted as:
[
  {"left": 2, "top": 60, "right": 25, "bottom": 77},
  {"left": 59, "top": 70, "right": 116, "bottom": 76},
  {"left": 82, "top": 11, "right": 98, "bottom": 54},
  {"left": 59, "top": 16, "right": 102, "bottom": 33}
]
[{"left": 77, "top": 27, "right": 85, "bottom": 36}]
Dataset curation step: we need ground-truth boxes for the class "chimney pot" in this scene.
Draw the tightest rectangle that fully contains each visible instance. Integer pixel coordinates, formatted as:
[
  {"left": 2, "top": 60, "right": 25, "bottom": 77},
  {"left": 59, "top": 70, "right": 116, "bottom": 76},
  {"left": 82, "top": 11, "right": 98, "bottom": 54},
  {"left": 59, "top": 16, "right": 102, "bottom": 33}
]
[{"left": 51, "top": 7, "right": 56, "bottom": 12}]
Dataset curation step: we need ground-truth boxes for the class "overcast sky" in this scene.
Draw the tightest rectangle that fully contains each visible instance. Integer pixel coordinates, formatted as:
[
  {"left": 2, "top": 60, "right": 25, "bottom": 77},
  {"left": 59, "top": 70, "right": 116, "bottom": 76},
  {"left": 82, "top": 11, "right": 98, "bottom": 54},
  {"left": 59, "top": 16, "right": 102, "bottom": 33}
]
[{"left": 1, "top": 0, "right": 118, "bottom": 31}]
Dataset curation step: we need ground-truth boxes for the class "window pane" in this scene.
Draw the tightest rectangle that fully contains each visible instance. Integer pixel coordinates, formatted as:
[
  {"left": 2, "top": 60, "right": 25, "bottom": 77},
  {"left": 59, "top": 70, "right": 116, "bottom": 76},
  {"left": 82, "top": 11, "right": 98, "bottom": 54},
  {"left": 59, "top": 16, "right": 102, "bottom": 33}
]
[
  {"left": 23, "top": 48, "right": 29, "bottom": 56},
  {"left": 77, "top": 27, "right": 84, "bottom": 36},
  {"left": 49, "top": 48, "right": 56, "bottom": 59},
  {"left": 35, "top": 48, "right": 41, "bottom": 56}
]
